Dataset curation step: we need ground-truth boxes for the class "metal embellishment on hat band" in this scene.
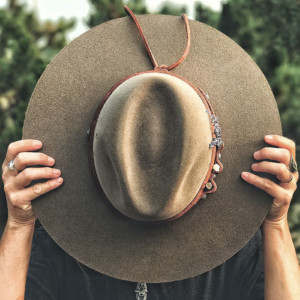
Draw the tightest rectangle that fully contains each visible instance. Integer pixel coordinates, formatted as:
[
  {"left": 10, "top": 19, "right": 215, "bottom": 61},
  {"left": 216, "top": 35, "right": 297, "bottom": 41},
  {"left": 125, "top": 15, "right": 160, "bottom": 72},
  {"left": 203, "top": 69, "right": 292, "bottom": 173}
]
[
  {"left": 135, "top": 282, "right": 148, "bottom": 300},
  {"left": 197, "top": 88, "right": 224, "bottom": 201},
  {"left": 208, "top": 113, "right": 223, "bottom": 150}
]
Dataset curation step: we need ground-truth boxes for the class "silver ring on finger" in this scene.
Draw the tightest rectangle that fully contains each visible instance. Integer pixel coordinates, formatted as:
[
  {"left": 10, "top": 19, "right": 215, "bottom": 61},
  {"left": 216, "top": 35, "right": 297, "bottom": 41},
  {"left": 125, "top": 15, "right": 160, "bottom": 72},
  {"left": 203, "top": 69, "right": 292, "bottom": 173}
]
[
  {"left": 7, "top": 160, "right": 17, "bottom": 171},
  {"left": 280, "top": 171, "right": 293, "bottom": 184}
]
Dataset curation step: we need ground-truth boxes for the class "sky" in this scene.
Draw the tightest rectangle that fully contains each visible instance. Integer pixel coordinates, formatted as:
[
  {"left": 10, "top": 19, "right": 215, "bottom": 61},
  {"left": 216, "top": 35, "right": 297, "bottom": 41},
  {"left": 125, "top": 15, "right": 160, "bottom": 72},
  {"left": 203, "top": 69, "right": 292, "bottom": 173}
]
[{"left": 0, "top": 0, "right": 222, "bottom": 41}]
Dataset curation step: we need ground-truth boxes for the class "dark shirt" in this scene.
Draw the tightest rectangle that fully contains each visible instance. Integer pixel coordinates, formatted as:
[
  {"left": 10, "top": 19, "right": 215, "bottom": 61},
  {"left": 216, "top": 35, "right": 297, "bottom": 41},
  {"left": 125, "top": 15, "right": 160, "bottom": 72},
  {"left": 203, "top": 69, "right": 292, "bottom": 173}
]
[{"left": 25, "top": 227, "right": 264, "bottom": 300}]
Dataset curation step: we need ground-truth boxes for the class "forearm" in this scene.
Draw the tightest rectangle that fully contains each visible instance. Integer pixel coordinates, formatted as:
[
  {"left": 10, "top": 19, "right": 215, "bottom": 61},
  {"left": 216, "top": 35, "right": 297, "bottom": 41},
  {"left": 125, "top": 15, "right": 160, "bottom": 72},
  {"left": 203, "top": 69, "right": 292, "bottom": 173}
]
[
  {"left": 0, "top": 219, "right": 35, "bottom": 300},
  {"left": 0, "top": 139, "right": 62, "bottom": 299},
  {"left": 262, "top": 218, "right": 300, "bottom": 300}
]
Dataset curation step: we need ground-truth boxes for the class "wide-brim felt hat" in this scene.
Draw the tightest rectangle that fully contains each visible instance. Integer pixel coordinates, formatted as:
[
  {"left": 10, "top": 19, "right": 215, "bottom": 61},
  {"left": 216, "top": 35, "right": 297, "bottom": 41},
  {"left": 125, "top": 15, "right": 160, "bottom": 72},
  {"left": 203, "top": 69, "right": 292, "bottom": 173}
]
[{"left": 23, "top": 7, "right": 281, "bottom": 283}]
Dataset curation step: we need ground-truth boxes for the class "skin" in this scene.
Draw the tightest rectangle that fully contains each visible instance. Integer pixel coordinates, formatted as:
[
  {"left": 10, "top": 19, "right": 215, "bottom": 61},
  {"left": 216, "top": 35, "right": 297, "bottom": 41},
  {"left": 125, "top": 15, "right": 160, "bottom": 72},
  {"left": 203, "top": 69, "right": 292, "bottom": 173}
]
[
  {"left": 0, "top": 136, "right": 299, "bottom": 299},
  {"left": 242, "top": 135, "right": 300, "bottom": 299}
]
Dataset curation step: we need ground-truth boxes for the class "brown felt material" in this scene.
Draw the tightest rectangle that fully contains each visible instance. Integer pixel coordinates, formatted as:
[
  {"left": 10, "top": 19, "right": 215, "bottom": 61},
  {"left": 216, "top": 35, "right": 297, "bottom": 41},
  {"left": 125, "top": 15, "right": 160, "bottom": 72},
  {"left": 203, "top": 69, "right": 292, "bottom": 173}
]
[
  {"left": 93, "top": 73, "right": 212, "bottom": 221},
  {"left": 23, "top": 14, "right": 281, "bottom": 283}
]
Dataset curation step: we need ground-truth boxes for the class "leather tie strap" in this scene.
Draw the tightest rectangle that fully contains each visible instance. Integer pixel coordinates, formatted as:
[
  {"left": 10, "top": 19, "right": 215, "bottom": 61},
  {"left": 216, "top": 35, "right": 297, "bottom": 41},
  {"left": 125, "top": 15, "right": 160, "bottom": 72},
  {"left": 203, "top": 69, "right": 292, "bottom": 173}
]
[{"left": 124, "top": 5, "right": 191, "bottom": 71}]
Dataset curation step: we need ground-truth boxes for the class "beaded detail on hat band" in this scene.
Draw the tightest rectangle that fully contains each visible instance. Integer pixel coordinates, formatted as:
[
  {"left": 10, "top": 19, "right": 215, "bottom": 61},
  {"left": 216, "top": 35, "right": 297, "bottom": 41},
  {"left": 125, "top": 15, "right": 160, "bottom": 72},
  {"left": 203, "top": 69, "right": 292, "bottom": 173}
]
[{"left": 198, "top": 88, "right": 224, "bottom": 199}]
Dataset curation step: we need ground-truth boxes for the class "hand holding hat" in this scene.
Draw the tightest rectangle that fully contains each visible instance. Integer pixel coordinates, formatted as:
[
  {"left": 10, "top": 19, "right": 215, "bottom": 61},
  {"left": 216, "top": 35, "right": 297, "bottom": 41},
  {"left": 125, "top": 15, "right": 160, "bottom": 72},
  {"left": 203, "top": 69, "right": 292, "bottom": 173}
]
[
  {"left": 242, "top": 135, "right": 298, "bottom": 224},
  {"left": 2, "top": 140, "right": 63, "bottom": 226}
]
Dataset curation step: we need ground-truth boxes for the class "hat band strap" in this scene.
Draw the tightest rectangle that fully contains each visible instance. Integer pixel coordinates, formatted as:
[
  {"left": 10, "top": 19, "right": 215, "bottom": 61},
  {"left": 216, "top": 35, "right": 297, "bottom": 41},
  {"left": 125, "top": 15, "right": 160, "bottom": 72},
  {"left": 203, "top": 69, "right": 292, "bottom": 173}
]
[{"left": 124, "top": 5, "right": 191, "bottom": 71}]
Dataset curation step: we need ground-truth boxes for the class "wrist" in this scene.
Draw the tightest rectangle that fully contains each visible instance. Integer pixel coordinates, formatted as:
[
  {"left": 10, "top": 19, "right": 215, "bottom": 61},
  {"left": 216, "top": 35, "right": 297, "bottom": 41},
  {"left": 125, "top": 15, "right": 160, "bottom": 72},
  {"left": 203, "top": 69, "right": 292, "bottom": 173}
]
[
  {"left": 262, "top": 216, "right": 290, "bottom": 243},
  {"left": 6, "top": 216, "right": 36, "bottom": 231},
  {"left": 263, "top": 214, "right": 288, "bottom": 230}
]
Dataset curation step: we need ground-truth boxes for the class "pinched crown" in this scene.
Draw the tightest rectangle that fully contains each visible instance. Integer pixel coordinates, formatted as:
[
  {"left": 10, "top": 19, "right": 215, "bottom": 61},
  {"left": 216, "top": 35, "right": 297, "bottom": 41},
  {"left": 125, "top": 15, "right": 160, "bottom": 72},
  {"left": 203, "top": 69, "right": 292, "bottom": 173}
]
[{"left": 89, "top": 72, "right": 223, "bottom": 222}]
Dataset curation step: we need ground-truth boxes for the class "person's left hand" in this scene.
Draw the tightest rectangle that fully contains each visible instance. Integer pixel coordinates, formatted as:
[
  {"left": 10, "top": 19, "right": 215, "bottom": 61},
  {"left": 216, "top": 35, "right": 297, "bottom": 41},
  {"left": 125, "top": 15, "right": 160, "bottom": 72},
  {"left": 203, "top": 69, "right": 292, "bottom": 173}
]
[{"left": 241, "top": 135, "right": 298, "bottom": 225}]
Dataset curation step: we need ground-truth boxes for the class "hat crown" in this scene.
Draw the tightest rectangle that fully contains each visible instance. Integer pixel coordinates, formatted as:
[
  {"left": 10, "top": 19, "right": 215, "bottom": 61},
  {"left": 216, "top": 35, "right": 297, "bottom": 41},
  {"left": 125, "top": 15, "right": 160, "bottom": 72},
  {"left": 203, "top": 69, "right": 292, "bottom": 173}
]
[{"left": 93, "top": 72, "right": 213, "bottom": 221}]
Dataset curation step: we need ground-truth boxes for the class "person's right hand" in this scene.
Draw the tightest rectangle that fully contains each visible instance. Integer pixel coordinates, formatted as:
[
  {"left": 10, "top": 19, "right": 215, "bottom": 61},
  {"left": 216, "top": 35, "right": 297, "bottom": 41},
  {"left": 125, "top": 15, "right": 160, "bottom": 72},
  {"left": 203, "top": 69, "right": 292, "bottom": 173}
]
[{"left": 1, "top": 139, "right": 63, "bottom": 226}]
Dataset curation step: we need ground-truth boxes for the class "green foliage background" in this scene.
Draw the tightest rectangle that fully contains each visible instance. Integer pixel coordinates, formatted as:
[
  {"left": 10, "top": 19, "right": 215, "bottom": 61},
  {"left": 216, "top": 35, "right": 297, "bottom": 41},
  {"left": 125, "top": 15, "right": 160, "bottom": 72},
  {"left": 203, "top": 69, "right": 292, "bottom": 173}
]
[{"left": 1, "top": 0, "right": 300, "bottom": 258}]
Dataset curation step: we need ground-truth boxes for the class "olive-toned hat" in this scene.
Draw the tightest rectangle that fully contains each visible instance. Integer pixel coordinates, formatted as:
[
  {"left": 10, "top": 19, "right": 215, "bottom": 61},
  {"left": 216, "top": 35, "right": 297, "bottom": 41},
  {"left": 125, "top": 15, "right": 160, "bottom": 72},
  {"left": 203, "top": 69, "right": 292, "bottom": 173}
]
[{"left": 23, "top": 6, "right": 281, "bottom": 283}]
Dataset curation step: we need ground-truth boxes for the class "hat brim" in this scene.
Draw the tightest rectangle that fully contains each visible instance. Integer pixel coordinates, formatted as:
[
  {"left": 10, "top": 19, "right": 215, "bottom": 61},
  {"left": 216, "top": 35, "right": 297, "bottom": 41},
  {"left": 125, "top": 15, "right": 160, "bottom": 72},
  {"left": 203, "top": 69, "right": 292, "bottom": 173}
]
[{"left": 23, "top": 14, "right": 281, "bottom": 282}]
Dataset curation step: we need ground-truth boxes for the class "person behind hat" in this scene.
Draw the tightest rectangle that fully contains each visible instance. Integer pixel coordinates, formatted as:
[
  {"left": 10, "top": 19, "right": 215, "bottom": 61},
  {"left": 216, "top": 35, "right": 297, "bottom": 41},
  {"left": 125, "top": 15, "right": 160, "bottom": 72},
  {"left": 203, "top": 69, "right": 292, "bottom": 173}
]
[
  {"left": 0, "top": 135, "right": 299, "bottom": 299},
  {"left": 1, "top": 7, "right": 300, "bottom": 299}
]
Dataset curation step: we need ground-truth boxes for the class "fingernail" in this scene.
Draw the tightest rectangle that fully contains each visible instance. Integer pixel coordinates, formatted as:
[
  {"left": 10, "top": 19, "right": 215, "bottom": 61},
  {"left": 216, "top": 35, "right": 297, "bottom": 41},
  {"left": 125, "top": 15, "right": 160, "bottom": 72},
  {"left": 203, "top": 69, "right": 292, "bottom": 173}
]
[
  {"left": 252, "top": 163, "right": 258, "bottom": 169},
  {"left": 33, "top": 140, "right": 42, "bottom": 147},
  {"left": 53, "top": 169, "right": 61, "bottom": 175},
  {"left": 241, "top": 172, "right": 249, "bottom": 179},
  {"left": 265, "top": 135, "right": 273, "bottom": 140},
  {"left": 253, "top": 151, "right": 260, "bottom": 159},
  {"left": 56, "top": 177, "right": 63, "bottom": 184},
  {"left": 48, "top": 157, "right": 55, "bottom": 164}
]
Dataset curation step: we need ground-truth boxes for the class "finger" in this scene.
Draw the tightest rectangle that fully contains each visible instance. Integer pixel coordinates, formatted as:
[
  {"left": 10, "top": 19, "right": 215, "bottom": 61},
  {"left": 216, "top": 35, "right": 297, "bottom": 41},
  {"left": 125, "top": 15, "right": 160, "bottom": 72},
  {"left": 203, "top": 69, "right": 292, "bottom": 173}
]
[
  {"left": 14, "top": 167, "right": 61, "bottom": 187},
  {"left": 13, "top": 152, "right": 55, "bottom": 172},
  {"left": 251, "top": 161, "right": 290, "bottom": 182},
  {"left": 11, "top": 177, "right": 64, "bottom": 205},
  {"left": 1, "top": 163, "right": 18, "bottom": 181},
  {"left": 3, "top": 140, "right": 43, "bottom": 166},
  {"left": 241, "top": 172, "right": 293, "bottom": 204},
  {"left": 264, "top": 135, "right": 296, "bottom": 157},
  {"left": 253, "top": 147, "right": 290, "bottom": 165}
]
